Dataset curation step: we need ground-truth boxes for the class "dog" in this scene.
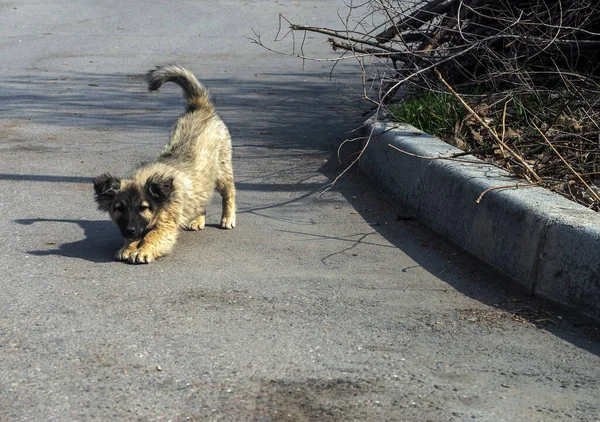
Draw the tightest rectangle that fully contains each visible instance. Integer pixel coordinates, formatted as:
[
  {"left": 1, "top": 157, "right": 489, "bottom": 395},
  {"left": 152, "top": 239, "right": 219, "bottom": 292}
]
[{"left": 93, "top": 64, "right": 236, "bottom": 264}]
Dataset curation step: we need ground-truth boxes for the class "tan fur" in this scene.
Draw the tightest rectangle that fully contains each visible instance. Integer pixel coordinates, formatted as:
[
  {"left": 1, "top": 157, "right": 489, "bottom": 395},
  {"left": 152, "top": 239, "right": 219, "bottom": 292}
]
[{"left": 93, "top": 64, "right": 236, "bottom": 264}]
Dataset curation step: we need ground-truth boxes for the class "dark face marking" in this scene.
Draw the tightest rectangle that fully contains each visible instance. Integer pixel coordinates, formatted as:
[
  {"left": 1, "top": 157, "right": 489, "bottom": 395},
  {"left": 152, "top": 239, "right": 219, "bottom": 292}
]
[
  {"left": 110, "top": 185, "right": 156, "bottom": 240},
  {"left": 94, "top": 174, "right": 172, "bottom": 240}
]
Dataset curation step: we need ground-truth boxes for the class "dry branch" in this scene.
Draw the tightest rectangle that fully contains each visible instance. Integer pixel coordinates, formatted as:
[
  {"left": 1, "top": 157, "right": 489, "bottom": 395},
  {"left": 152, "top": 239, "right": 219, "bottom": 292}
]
[
  {"left": 254, "top": 0, "right": 600, "bottom": 210},
  {"left": 434, "top": 68, "right": 542, "bottom": 182},
  {"left": 375, "top": 0, "right": 452, "bottom": 43}
]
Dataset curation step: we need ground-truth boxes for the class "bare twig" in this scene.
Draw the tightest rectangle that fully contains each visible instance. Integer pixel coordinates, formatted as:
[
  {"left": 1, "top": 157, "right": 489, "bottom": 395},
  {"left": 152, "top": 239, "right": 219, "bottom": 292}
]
[
  {"left": 532, "top": 122, "right": 600, "bottom": 202},
  {"left": 476, "top": 182, "right": 541, "bottom": 204},
  {"left": 387, "top": 143, "right": 497, "bottom": 165},
  {"left": 434, "top": 67, "right": 542, "bottom": 183},
  {"left": 317, "top": 125, "right": 376, "bottom": 199},
  {"left": 290, "top": 24, "right": 403, "bottom": 53},
  {"left": 375, "top": 0, "right": 450, "bottom": 43}
]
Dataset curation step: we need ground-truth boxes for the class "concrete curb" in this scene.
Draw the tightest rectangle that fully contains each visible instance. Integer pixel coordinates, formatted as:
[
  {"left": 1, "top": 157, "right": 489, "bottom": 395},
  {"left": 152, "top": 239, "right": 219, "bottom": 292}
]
[{"left": 360, "top": 117, "right": 600, "bottom": 321}]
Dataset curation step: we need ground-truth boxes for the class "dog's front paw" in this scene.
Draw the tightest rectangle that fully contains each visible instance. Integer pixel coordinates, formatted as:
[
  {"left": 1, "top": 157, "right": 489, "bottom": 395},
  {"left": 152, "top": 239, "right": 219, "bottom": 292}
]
[
  {"left": 187, "top": 215, "right": 205, "bottom": 231},
  {"left": 127, "top": 248, "right": 155, "bottom": 264},
  {"left": 220, "top": 214, "right": 236, "bottom": 229},
  {"left": 116, "top": 244, "right": 137, "bottom": 261}
]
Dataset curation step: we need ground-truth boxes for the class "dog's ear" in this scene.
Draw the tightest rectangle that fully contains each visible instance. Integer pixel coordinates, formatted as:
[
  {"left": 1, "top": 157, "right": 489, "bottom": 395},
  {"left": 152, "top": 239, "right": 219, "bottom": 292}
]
[
  {"left": 145, "top": 175, "right": 174, "bottom": 206},
  {"left": 93, "top": 173, "right": 121, "bottom": 212}
]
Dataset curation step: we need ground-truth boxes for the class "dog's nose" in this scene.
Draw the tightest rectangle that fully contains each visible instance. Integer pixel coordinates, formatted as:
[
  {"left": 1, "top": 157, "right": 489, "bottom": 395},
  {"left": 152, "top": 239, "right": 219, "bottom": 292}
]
[{"left": 125, "top": 227, "right": 137, "bottom": 237}]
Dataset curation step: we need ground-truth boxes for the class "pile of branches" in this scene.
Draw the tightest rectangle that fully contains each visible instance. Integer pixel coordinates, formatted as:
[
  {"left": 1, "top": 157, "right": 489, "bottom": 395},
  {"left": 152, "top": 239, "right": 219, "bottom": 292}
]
[{"left": 281, "top": 0, "right": 600, "bottom": 209}]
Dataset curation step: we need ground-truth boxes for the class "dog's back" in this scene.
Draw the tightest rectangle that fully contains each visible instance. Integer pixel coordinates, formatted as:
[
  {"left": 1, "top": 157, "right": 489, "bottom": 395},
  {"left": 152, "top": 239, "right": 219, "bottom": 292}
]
[
  {"left": 143, "top": 64, "right": 236, "bottom": 229},
  {"left": 145, "top": 65, "right": 232, "bottom": 186}
]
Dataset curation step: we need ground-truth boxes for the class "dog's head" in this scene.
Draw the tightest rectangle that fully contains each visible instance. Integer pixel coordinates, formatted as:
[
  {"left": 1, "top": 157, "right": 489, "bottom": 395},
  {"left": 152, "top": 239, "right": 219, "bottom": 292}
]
[{"left": 93, "top": 173, "right": 174, "bottom": 239}]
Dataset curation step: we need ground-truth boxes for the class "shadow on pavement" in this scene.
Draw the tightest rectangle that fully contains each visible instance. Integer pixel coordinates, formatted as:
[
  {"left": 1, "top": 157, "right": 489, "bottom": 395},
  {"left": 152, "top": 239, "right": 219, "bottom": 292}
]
[
  {"left": 0, "top": 70, "right": 364, "bottom": 151},
  {"left": 15, "top": 218, "right": 120, "bottom": 263},
  {"left": 324, "top": 163, "right": 600, "bottom": 358},
  {"left": 0, "top": 174, "right": 90, "bottom": 183}
]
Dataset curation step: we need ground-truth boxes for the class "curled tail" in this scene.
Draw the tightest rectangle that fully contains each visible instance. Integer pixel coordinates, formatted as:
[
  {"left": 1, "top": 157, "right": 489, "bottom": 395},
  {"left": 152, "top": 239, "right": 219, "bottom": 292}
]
[{"left": 145, "top": 64, "right": 213, "bottom": 113}]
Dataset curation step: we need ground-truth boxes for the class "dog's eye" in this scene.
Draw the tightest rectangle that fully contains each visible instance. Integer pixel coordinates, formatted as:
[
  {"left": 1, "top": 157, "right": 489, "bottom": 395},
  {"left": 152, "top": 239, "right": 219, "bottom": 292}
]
[
  {"left": 139, "top": 204, "right": 150, "bottom": 211},
  {"left": 114, "top": 204, "right": 124, "bottom": 212}
]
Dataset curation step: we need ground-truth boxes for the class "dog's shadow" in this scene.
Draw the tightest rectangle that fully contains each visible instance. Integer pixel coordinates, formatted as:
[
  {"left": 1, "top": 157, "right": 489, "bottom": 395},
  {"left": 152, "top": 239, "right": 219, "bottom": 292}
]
[{"left": 15, "top": 218, "right": 121, "bottom": 263}]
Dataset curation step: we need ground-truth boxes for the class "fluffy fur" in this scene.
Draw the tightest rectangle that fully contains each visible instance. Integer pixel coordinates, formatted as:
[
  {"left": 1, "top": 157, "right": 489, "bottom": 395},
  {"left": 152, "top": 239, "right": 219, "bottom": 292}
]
[{"left": 93, "top": 64, "right": 236, "bottom": 264}]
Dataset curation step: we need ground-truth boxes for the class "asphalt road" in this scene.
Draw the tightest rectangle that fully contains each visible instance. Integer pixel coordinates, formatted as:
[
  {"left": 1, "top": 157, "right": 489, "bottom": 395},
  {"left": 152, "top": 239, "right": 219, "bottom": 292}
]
[{"left": 1, "top": 1, "right": 599, "bottom": 421}]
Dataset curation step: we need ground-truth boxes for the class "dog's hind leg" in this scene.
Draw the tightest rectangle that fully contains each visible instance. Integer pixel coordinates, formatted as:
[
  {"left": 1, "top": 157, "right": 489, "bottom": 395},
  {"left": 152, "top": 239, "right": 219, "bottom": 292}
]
[{"left": 217, "top": 168, "right": 236, "bottom": 229}]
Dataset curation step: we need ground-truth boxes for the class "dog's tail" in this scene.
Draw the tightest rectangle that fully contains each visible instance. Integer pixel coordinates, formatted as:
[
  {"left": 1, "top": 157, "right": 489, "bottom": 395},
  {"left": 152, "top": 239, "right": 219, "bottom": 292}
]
[{"left": 145, "top": 64, "right": 213, "bottom": 113}]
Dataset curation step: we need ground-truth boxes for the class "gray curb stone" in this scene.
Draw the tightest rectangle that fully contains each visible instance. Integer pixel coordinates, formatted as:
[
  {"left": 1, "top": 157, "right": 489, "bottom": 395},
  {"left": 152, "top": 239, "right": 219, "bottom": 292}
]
[{"left": 360, "top": 117, "right": 600, "bottom": 320}]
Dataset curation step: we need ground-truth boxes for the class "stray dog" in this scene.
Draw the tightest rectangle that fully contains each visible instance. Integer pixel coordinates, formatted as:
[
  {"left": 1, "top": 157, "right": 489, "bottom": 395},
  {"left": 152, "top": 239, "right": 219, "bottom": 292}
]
[{"left": 93, "top": 64, "right": 236, "bottom": 264}]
